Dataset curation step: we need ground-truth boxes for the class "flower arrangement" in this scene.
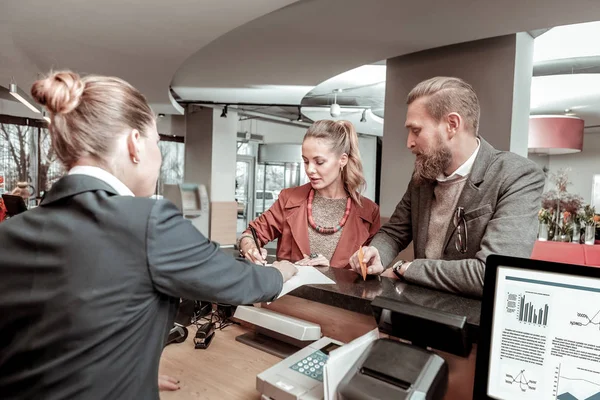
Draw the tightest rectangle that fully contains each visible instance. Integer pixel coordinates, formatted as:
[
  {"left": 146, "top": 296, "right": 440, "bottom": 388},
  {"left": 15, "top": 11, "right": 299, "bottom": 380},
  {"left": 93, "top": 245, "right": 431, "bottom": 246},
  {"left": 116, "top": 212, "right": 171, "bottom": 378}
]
[
  {"left": 541, "top": 168, "right": 584, "bottom": 241},
  {"left": 559, "top": 211, "right": 573, "bottom": 238},
  {"left": 542, "top": 191, "right": 584, "bottom": 215},
  {"left": 538, "top": 208, "right": 552, "bottom": 224},
  {"left": 579, "top": 205, "right": 597, "bottom": 226}
]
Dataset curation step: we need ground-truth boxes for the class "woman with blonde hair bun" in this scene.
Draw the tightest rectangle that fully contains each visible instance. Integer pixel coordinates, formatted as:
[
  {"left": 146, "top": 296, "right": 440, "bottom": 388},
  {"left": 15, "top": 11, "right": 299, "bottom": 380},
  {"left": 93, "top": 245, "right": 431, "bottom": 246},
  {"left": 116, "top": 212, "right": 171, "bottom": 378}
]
[
  {"left": 0, "top": 71, "right": 297, "bottom": 399},
  {"left": 239, "top": 119, "right": 381, "bottom": 268}
]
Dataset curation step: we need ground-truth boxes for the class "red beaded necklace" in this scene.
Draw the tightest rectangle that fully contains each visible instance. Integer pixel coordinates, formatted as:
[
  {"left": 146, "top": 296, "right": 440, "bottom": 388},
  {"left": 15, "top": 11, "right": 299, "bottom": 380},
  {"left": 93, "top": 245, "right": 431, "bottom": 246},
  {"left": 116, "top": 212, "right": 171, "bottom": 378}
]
[{"left": 307, "top": 189, "right": 352, "bottom": 234}]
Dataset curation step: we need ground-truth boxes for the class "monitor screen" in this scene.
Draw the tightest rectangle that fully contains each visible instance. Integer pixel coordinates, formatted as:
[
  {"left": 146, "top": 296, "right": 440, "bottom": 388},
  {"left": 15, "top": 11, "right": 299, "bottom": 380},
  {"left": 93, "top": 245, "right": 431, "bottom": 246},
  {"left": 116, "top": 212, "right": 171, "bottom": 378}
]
[
  {"left": 485, "top": 264, "right": 600, "bottom": 400},
  {"left": 181, "top": 188, "right": 199, "bottom": 210}
]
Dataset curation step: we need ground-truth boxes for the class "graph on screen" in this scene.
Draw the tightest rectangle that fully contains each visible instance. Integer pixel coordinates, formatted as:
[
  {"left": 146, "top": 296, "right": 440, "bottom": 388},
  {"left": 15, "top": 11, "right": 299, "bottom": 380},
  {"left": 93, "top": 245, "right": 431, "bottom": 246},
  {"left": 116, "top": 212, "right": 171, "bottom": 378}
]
[
  {"left": 569, "top": 309, "right": 600, "bottom": 332},
  {"left": 554, "top": 364, "right": 600, "bottom": 400},
  {"left": 506, "top": 292, "right": 549, "bottom": 327},
  {"left": 504, "top": 369, "right": 537, "bottom": 392}
]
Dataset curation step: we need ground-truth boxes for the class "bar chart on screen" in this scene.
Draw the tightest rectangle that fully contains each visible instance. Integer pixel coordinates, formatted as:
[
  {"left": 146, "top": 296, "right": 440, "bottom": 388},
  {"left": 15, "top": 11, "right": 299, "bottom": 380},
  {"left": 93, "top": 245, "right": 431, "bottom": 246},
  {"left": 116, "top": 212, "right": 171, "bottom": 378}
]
[
  {"left": 554, "top": 364, "right": 600, "bottom": 400},
  {"left": 506, "top": 292, "right": 549, "bottom": 327}
]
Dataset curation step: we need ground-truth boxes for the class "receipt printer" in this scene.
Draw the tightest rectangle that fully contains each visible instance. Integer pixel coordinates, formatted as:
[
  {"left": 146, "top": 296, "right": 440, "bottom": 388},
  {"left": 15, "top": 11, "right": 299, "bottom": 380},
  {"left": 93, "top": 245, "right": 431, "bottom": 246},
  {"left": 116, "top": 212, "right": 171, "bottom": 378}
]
[
  {"left": 337, "top": 339, "right": 448, "bottom": 400},
  {"left": 257, "top": 336, "right": 344, "bottom": 400}
]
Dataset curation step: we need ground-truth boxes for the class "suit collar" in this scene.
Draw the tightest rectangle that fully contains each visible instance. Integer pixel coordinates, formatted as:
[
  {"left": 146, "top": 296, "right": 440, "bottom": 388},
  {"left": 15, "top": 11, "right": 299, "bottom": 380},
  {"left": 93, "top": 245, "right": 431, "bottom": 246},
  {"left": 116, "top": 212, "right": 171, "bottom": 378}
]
[
  {"left": 41, "top": 175, "right": 119, "bottom": 206},
  {"left": 69, "top": 165, "right": 134, "bottom": 196},
  {"left": 468, "top": 137, "right": 495, "bottom": 185}
]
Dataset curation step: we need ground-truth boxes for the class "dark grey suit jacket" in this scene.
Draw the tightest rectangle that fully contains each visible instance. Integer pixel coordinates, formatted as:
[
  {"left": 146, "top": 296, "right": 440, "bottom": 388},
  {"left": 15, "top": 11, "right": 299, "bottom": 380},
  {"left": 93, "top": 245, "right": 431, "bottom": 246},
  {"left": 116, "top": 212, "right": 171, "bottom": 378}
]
[
  {"left": 371, "top": 138, "right": 545, "bottom": 297},
  {"left": 0, "top": 175, "right": 283, "bottom": 400}
]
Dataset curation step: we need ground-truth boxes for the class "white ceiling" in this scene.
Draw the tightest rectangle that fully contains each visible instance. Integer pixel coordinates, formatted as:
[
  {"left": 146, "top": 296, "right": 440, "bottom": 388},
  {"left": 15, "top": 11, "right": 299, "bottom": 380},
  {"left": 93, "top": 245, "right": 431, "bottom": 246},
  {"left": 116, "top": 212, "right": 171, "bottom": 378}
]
[
  {"left": 530, "top": 74, "right": 600, "bottom": 127},
  {"left": 0, "top": 0, "right": 300, "bottom": 114},
  {"left": 172, "top": 0, "right": 600, "bottom": 107},
  {"left": 2, "top": 0, "right": 600, "bottom": 119},
  {"left": 533, "top": 21, "right": 600, "bottom": 62}
]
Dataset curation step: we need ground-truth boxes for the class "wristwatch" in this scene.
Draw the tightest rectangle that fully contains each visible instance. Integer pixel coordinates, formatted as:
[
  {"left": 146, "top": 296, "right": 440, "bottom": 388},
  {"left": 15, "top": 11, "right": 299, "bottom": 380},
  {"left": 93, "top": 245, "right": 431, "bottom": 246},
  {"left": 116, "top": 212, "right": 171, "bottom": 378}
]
[{"left": 391, "top": 260, "right": 407, "bottom": 279}]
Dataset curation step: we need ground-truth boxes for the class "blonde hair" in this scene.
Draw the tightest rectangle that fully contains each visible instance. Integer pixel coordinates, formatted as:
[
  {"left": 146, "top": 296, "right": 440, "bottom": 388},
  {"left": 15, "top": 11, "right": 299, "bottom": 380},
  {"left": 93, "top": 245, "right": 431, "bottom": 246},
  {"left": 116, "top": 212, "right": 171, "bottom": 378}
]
[
  {"left": 31, "top": 70, "right": 155, "bottom": 169},
  {"left": 304, "top": 120, "right": 366, "bottom": 206},
  {"left": 407, "top": 76, "right": 480, "bottom": 135}
]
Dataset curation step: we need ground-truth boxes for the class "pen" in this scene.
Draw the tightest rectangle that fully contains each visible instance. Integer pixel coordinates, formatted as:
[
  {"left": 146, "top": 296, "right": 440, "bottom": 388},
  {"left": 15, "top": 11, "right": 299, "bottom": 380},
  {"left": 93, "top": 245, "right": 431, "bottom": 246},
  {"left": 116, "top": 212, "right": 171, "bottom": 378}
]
[
  {"left": 249, "top": 226, "right": 266, "bottom": 265},
  {"left": 358, "top": 246, "right": 367, "bottom": 281}
]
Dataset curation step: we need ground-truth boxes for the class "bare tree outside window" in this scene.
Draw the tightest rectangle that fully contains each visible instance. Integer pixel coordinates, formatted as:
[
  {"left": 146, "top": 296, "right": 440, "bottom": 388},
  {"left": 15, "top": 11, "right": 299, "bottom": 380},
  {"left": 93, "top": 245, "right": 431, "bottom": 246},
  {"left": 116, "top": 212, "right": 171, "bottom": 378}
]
[
  {"left": 157, "top": 139, "right": 184, "bottom": 195},
  {"left": 1, "top": 117, "right": 185, "bottom": 199},
  {"left": 0, "top": 123, "right": 33, "bottom": 192},
  {"left": 39, "top": 128, "right": 65, "bottom": 192}
]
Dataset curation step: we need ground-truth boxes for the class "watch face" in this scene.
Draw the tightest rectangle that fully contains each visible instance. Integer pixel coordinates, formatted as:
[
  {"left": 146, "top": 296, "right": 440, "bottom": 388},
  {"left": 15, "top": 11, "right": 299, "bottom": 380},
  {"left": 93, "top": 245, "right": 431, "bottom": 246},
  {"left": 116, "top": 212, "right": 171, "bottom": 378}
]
[{"left": 393, "top": 262, "right": 404, "bottom": 278}]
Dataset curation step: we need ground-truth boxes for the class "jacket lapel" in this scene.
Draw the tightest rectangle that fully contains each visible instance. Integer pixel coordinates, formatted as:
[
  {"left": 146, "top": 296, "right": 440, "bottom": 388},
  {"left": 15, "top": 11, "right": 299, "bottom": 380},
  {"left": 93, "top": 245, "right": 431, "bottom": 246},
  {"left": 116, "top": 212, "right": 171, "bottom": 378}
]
[
  {"left": 330, "top": 199, "right": 372, "bottom": 265},
  {"left": 441, "top": 138, "right": 494, "bottom": 252},
  {"left": 41, "top": 175, "right": 119, "bottom": 206},
  {"left": 416, "top": 183, "right": 434, "bottom": 259},
  {"left": 284, "top": 184, "right": 312, "bottom": 257}
]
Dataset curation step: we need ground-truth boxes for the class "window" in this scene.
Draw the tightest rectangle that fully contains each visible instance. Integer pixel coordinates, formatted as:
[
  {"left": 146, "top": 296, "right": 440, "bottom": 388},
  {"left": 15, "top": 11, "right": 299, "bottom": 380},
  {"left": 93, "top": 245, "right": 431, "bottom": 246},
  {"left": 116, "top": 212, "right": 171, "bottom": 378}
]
[
  {"left": 1, "top": 116, "right": 185, "bottom": 199},
  {"left": 39, "top": 127, "right": 65, "bottom": 192},
  {"left": 156, "top": 135, "right": 185, "bottom": 196},
  {"left": 0, "top": 116, "right": 62, "bottom": 198}
]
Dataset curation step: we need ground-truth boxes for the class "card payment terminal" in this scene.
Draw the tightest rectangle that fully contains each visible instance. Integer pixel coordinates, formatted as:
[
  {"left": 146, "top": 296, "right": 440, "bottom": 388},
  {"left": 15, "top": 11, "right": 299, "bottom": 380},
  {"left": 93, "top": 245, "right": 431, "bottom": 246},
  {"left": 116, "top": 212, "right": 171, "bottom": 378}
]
[{"left": 257, "top": 337, "right": 344, "bottom": 400}]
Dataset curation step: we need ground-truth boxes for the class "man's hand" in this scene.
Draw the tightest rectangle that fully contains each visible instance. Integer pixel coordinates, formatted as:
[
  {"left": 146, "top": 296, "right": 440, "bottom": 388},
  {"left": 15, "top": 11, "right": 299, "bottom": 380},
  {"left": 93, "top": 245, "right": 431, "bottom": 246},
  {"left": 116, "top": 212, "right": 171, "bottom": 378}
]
[
  {"left": 349, "top": 246, "right": 384, "bottom": 276},
  {"left": 159, "top": 374, "right": 180, "bottom": 391},
  {"left": 295, "top": 253, "right": 330, "bottom": 267},
  {"left": 272, "top": 260, "right": 298, "bottom": 282}
]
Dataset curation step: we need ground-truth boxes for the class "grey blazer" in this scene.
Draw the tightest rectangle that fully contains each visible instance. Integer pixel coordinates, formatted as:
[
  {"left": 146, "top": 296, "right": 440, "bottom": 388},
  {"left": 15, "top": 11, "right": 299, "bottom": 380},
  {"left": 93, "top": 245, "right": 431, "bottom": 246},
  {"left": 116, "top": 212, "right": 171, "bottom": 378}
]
[
  {"left": 0, "top": 175, "right": 283, "bottom": 400},
  {"left": 371, "top": 138, "right": 545, "bottom": 297}
]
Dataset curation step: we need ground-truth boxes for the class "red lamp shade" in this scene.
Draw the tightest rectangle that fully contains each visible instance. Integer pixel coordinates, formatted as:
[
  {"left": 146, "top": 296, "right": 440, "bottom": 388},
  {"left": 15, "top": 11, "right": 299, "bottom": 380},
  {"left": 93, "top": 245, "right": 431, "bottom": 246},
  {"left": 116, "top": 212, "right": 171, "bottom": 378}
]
[{"left": 528, "top": 115, "right": 584, "bottom": 155}]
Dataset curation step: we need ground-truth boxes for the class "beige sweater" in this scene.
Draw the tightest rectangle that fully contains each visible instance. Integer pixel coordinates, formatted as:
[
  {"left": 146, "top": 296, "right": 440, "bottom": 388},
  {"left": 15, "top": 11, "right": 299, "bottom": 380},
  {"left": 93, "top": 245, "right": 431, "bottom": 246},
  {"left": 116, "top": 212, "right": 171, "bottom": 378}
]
[
  {"left": 308, "top": 195, "right": 348, "bottom": 261},
  {"left": 424, "top": 176, "right": 469, "bottom": 259}
]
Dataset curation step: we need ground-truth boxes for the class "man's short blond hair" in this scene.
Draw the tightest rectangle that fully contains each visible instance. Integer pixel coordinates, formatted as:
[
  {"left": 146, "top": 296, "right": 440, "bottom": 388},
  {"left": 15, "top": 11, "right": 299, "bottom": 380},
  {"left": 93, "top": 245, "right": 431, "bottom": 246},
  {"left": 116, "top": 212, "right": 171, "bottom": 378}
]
[{"left": 407, "top": 77, "right": 480, "bottom": 135}]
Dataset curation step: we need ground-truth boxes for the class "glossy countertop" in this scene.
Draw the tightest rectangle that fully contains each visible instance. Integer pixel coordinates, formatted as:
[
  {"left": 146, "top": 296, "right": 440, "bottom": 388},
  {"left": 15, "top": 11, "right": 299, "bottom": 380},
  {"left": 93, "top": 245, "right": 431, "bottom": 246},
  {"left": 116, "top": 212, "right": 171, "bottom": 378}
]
[
  {"left": 291, "top": 266, "right": 481, "bottom": 339},
  {"left": 223, "top": 247, "right": 481, "bottom": 341}
]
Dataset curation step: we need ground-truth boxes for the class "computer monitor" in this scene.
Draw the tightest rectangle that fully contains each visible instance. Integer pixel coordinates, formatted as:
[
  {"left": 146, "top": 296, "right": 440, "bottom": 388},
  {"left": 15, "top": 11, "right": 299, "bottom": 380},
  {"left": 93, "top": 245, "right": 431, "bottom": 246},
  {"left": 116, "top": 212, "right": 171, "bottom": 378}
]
[
  {"left": 2, "top": 194, "right": 27, "bottom": 216},
  {"left": 474, "top": 254, "right": 600, "bottom": 400}
]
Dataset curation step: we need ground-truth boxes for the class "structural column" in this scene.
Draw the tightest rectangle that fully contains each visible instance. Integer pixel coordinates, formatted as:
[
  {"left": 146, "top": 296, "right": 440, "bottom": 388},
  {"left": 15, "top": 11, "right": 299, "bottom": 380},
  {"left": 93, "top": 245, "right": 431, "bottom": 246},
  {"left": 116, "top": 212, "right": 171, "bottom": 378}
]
[
  {"left": 184, "top": 105, "right": 238, "bottom": 244},
  {"left": 380, "top": 33, "right": 534, "bottom": 218}
]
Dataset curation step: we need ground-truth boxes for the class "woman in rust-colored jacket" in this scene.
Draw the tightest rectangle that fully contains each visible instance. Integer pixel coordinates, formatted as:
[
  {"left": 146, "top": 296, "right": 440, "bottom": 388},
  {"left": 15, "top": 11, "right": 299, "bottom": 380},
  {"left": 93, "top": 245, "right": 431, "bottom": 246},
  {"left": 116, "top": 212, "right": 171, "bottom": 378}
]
[{"left": 239, "top": 120, "right": 380, "bottom": 268}]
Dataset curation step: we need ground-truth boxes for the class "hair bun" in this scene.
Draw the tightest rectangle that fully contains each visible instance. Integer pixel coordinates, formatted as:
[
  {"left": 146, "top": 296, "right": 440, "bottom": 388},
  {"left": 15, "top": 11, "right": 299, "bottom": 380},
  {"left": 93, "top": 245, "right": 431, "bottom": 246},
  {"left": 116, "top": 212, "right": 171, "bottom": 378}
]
[{"left": 31, "top": 71, "right": 85, "bottom": 114}]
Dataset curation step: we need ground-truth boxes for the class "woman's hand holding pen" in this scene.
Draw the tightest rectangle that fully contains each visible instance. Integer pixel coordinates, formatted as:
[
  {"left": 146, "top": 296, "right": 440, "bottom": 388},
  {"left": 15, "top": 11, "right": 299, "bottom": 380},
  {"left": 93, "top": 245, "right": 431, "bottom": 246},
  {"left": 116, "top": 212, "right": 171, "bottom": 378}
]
[
  {"left": 246, "top": 246, "right": 268, "bottom": 265},
  {"left": 240, "top": 237, "right": 268, "bottom": 265}
]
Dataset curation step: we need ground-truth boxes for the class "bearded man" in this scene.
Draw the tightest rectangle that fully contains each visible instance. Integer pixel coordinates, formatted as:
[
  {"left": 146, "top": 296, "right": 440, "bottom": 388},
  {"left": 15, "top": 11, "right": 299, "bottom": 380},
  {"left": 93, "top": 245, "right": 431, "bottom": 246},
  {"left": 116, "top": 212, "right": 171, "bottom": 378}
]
[{"left": 349, "top": 77, "right": 545, "bottom": 297}]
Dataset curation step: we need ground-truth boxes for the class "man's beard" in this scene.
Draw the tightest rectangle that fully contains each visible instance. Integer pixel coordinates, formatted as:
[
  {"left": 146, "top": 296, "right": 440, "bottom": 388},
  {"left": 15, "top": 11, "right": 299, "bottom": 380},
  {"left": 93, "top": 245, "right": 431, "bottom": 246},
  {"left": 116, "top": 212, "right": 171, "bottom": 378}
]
[{"left": 412, "top": 138, "right": 452, "bottom": 185}]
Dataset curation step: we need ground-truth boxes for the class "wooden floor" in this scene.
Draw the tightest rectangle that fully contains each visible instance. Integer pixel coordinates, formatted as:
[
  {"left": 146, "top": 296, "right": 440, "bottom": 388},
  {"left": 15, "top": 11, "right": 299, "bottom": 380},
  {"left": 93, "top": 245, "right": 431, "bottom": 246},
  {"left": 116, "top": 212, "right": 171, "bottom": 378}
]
[{"left": 159, "top": 324, "right": 279, "bottom": 400}]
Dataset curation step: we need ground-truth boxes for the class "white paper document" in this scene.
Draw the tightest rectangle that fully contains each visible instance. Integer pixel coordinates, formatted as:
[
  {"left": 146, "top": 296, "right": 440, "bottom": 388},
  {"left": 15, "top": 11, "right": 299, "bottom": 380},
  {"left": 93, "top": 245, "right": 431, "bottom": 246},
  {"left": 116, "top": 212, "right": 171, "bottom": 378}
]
[
  {"left": 323, "top": 328, "right": 380, "bottom": 400},
  {"left": 276, "top": 265, "right": 335, "bottom": 299}
]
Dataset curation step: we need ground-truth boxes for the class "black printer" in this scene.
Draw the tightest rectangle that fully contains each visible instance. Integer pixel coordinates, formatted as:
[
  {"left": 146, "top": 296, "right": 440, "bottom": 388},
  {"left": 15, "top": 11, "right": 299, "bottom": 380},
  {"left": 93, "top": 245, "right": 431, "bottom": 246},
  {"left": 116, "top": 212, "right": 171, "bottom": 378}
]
[
  {"left": 337, "top": 295, "right": 472, "bottom": 400},
  {"left": 337, "top": 338, "right": 447, "bottom": 400}
]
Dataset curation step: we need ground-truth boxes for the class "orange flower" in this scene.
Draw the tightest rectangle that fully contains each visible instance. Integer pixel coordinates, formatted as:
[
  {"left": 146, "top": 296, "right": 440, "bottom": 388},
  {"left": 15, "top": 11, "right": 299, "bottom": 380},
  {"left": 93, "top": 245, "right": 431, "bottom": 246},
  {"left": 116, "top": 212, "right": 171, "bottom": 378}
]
[{"left": 594, "top": 215, "right": 600, "bottom": 223}]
